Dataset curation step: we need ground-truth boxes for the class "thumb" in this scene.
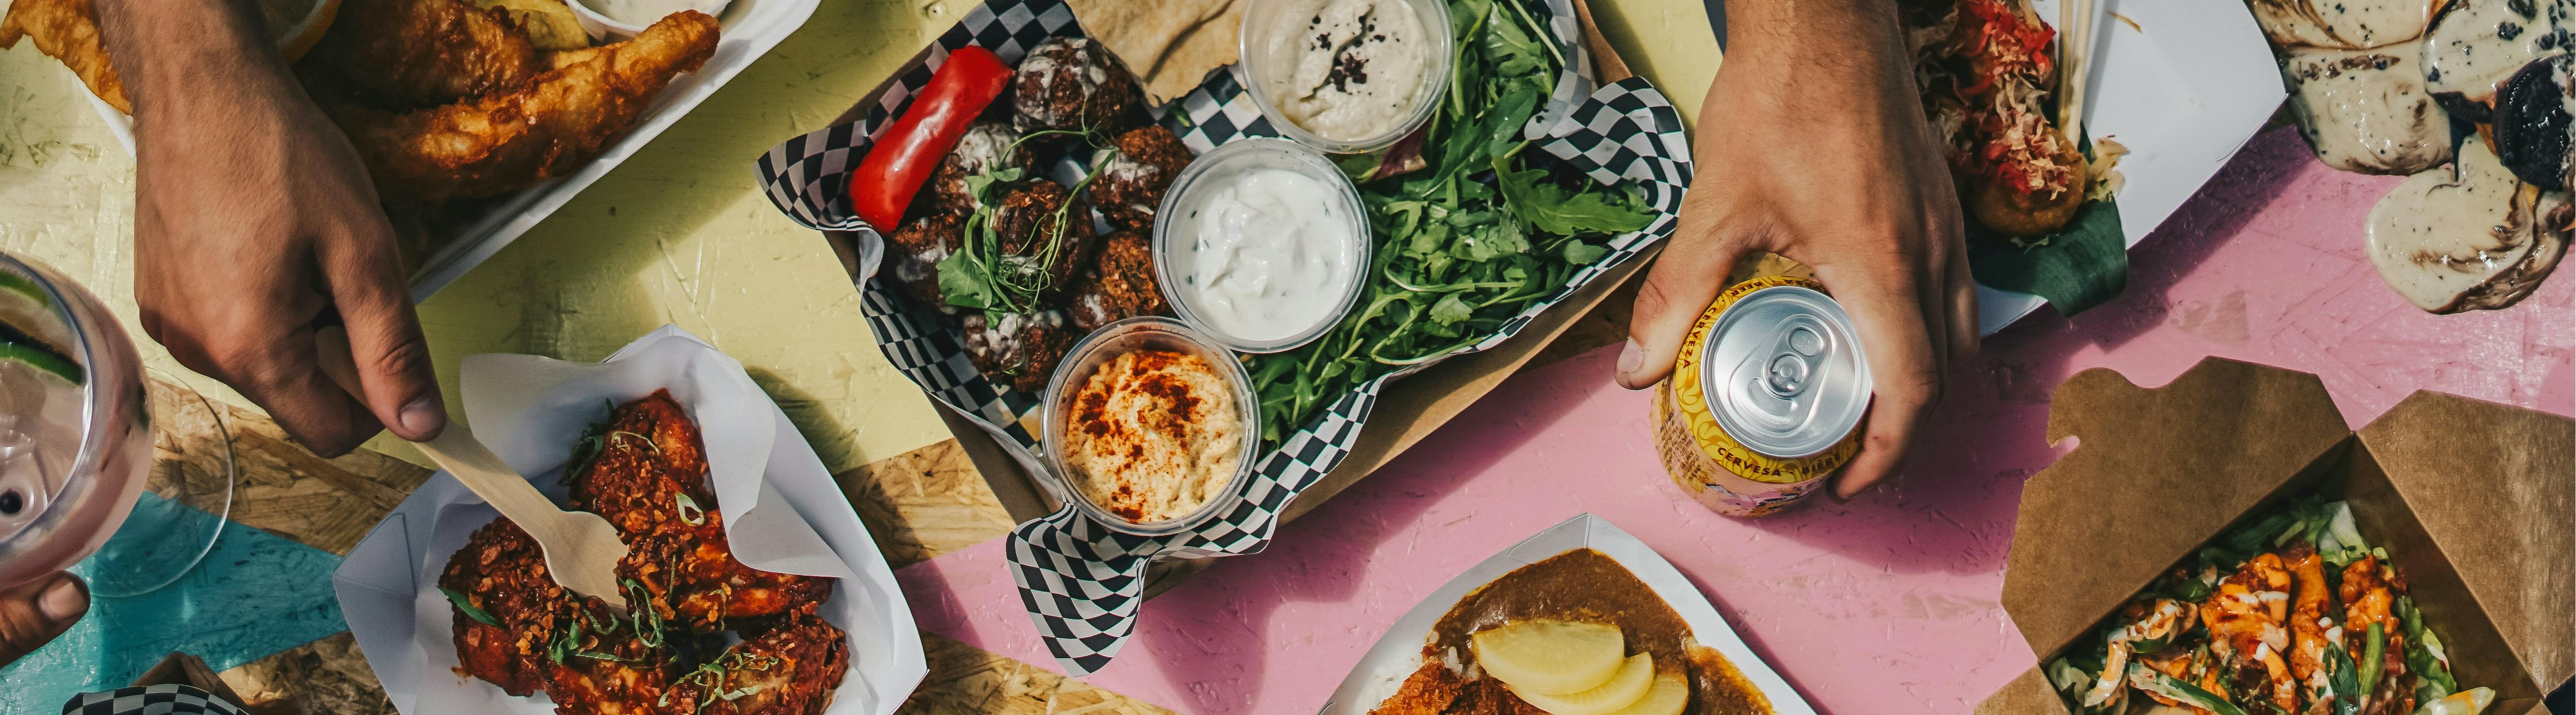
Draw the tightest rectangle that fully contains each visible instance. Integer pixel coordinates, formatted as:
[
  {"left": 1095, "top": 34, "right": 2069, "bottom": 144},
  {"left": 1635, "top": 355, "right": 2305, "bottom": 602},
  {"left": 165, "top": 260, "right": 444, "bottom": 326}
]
[
  {"left": 1618, "top": 223, "right": 1751, "bottom": 390},
  {"left": 0, "top": 572, "right": 88, "bottom": 667},
  {"left": 320, "top": 221, "right": 445, "bottom": 443}
]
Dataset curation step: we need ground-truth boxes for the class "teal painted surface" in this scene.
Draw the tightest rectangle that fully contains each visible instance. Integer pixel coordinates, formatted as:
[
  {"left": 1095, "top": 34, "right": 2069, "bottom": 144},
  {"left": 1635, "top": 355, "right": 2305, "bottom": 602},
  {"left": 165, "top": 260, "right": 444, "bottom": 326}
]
[{"left": 0, "top": 492, "right": 348, "bottom": 715}]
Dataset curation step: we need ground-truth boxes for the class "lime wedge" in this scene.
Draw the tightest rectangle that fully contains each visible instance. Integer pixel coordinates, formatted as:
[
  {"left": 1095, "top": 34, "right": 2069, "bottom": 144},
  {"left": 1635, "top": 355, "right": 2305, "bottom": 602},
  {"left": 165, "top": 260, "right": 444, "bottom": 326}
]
[
  {"left": 0, "top": 273, "right": 76, "bottom": 358},
  {"left": 0, "top": 340, "right": 83, "bottom": 386}
]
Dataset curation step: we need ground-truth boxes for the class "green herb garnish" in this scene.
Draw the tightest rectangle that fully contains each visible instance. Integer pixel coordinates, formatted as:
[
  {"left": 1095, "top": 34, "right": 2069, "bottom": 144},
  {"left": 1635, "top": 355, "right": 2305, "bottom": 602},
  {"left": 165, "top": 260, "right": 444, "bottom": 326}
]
[{"left": 440, "top": 587, "right": 500, "bottom": 627}]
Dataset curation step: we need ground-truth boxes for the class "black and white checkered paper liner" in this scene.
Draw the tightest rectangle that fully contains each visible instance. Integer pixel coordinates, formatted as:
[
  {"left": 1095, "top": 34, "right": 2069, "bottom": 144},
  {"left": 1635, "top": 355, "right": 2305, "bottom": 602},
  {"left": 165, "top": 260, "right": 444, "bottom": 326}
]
[
  {"left": 753, "top": 0, "right": 1690, "bottom": 676},
  {"left": 61, "top": 686, "right": 250, "bottom": 715}
]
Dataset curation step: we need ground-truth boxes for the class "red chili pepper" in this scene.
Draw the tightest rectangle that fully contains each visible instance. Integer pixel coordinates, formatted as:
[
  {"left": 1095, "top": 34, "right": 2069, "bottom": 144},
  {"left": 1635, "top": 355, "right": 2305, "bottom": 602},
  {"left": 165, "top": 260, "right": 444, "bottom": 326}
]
[{"left": 850, "top": 45, "right": 1015, "bottom": 230}]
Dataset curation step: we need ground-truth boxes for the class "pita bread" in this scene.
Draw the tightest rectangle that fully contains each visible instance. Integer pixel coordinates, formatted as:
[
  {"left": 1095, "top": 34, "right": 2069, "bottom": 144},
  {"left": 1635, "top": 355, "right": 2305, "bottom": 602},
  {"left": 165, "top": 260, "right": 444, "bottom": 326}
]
[{"left": 1068, "top": 0, "right": 1241, "bottom": 106}]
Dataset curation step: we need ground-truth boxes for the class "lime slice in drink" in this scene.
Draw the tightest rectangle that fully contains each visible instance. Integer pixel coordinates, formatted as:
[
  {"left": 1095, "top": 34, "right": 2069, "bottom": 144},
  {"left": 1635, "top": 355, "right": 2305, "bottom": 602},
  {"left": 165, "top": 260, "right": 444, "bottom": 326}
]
[
  {"left": 0, "top": 340, "right": 83, "bottom": 386},
  {"left": 0, "top": 273, "right": 77, "bottom": 359}
]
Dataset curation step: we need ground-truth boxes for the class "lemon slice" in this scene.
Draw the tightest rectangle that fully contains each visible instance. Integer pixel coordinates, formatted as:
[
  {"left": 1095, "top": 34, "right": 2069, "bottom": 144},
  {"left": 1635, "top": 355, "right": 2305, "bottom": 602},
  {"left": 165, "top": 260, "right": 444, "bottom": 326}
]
[
  {"left": 1508, "top": 653, "right": 1655, "bottom": 715},
  {"left": 1601, "top": 675, "right": 1687, "bottom": 715},
  {"left": 254, "top": 0, "right": 342, "bottom": 61},
  {"left": 1473, "top": 620, "right": 1627, "bottom": 696},
  {"left": 473, "top": 0, "right": 592, "bottom": 50}
]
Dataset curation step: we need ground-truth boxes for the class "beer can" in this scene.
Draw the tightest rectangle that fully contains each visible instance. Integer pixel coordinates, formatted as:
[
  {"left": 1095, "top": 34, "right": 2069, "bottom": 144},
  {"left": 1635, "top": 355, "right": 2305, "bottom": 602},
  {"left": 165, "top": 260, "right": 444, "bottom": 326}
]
[{"left": 1651, "top": 275, "right": 1871, "bottom": 517}]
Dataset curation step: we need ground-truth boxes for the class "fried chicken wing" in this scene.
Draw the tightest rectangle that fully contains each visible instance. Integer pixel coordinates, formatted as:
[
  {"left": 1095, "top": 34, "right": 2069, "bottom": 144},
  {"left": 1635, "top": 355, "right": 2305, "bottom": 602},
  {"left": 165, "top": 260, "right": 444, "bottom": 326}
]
[
  {"left": 660, "top": 603, "right": 850, "bottom": 715},
  {"left": 545, "top": 595, "right": 684, "bottom": 715},
  {"left": 303, "top": 0, "right": 542, "bottom": 107},
  {"left": 440, "top": 517, "right": 575, "bottom": 697},
  {"left": 568, "top": 389, "right": 834, "bottom": 632},
  {"left": 330, "top": 9, "right": 718, "bottom": 199},
  {"left": 0, "top": 0, "right": 128, "bottom": 113}
]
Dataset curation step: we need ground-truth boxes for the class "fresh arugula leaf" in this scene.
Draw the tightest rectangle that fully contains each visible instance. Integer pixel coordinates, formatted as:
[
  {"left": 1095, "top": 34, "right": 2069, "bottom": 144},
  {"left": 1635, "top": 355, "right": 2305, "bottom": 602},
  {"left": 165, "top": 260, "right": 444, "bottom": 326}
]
[
  {"left": 1429, "top": 294, "right": 1474, "bottom": 324},
  {"left": 1494, "top": 155, "right": 1654, "bottom": 235},
  {"left": 1561, "top": 239, "right": 1609, "bottom": 265}
]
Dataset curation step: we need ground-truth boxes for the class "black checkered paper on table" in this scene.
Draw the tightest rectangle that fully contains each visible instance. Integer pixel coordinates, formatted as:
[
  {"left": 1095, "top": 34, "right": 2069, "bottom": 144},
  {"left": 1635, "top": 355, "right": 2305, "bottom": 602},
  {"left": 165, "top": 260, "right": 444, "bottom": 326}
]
[
  {"left": 753, "top": 0, "right": 1692, "bottom": 676},
  {"left": 61, "top": 686, "right": 250, "bottom": 715}
]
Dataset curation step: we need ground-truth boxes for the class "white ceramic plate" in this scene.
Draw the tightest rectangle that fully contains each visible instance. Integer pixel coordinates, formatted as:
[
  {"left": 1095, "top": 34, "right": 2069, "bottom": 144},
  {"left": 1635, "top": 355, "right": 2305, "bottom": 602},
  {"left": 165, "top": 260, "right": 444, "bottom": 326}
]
[
  {"left": 75, "top": 0, "right": 818, "bottom": 302},
  {"left": 1973, "top": 0, "right": 2285, "bottom": 334},
  {"left": 1317, "top": 514, "right": 1818, "bottom": 715},
  {"left": 330, "top": 326, "right": 926, "bottom": 715}
]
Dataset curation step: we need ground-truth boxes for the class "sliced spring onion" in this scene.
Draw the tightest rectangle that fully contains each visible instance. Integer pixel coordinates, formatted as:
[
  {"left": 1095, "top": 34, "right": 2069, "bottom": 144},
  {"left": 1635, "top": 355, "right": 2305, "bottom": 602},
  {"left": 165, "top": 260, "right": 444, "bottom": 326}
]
[
  {"left": 440, "top": 587, "right": 501, "bottom": 627},
  {"left": 2124, "top": 662, "right": 2247, "bottom": 715},
  {"left": 2328, "top": 502, "right": 2368, "bottom": 554},
  {"left": 676, "top": 492, "right": 706, "bottom": 525},
  {"left": 2357, "top": 622, "right": 2386, "bottom": 699}
]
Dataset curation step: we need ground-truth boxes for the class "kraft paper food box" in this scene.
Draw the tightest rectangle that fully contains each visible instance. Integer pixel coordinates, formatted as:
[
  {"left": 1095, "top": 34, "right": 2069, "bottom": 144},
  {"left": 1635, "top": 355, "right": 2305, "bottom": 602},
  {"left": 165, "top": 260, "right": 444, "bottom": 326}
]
[{"left": 1976, "top": 358, "right": 2575, "bottom": 715}]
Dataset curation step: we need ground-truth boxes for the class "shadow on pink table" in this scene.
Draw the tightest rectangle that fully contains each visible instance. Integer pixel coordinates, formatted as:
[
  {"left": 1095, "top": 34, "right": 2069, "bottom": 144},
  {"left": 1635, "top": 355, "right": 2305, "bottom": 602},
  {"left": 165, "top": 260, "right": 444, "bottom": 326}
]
[{"left": 894, "top": 126, "right": 2576, "bottom": 715}]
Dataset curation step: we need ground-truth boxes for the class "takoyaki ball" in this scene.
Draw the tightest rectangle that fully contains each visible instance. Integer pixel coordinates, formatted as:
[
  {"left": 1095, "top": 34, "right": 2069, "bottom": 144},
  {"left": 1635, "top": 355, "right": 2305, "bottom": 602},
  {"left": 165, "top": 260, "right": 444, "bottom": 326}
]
[
  {"left": 960, "top": 309, "right": 1072, "bottom": 394},
  {"left": 885, "top": 214, "right": 963, "bottom": 313},
  {"left": 992, "top": 181, "right": 1098, "bottom": 292},
  {"left": 1090, "top": 126, "right": 1194, "bottom": 232},
  {"left": 1011, "top": 37, "right": 1138, "bottom": 134},
  {"left": 1067, "top": 229, "right": 1169, "bottom": 332},
  {"left": 926, "top": 121, "right": 1037, "bottom": 217}
]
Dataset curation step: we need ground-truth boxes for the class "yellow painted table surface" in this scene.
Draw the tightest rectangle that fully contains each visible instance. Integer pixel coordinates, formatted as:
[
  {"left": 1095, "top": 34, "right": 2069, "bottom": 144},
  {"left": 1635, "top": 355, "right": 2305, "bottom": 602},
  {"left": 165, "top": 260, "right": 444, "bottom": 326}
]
[{"left": 0, "top": 0, "right": 1714, "bottom": 709}]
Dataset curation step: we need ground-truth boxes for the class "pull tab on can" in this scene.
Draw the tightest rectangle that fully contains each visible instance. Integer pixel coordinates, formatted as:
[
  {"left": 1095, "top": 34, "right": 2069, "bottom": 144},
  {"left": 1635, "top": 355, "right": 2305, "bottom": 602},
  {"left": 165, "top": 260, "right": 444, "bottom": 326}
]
[{"left": 1703, "top": 285, "right": 1869, "bottom": 459}]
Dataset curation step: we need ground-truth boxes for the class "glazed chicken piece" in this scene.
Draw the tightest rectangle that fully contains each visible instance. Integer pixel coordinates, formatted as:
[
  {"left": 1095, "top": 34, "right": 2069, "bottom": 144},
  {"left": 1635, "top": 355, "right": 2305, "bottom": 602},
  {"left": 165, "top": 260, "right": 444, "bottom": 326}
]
[
  {"left": 439, "top": 517, "right": 574, "bottom": 697},
  {"left": 2200, "top": 552, "right": 2297, "bottom": 712},
  {"left": 303, "top": 0, "right": 543, "bottom": 107},
  {"left": 544, "top": 594, "right": 682, "bottom": 715},
  {"left": 658, "top": 602, "right": 850, "bottom": 715},
  {"left": 329, "top": 10, "right": 719, "bottom": 199},
  {"left": 568, "top": 390, "right": 834, "bottom": 632}
]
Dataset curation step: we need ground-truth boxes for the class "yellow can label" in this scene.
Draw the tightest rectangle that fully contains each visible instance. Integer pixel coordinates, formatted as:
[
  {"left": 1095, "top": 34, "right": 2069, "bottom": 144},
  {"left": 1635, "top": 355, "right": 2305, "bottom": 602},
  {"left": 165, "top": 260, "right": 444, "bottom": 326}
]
[{"left": 1667, "top": 275, "right": 1859, "bottom": 486}]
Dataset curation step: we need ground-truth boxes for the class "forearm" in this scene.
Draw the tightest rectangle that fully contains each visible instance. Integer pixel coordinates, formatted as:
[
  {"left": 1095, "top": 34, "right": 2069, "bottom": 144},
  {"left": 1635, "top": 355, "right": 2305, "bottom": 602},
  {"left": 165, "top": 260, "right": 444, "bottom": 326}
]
[
  {"left": 1707, "top": 0, "right": 1921, "bottom": 138},
  {"left": 90, "top": 0, "right": 294, "bottom": 121}
]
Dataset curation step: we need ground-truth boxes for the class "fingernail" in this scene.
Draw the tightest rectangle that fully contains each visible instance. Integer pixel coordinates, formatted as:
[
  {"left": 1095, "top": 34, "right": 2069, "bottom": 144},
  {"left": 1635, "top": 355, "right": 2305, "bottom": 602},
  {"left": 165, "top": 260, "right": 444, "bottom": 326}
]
[
  {"left": 38, "top": 576, "right": 86, "bottom": 622},
  {"left": 398, "top": 395, "right": 448, "bottom": 440},
  {"left": 1615, "top": 338, "right": 1644, "bottom": 378}
]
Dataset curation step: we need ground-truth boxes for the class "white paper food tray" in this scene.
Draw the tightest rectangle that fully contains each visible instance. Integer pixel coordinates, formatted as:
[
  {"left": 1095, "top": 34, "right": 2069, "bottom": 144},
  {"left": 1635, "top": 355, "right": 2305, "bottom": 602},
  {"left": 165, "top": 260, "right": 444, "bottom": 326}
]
[
  {"left": 74, "top": 0, "right": 819, "bottom": 302},
  {"left": 1973, "top": 0, "right": 2285, "bottom": 334},
  {"left": 331, "top": 326, "right": 925, "bottom": 715},
  {"left": 1319, "top": 514, "right": 1818, "bottom": 715}
]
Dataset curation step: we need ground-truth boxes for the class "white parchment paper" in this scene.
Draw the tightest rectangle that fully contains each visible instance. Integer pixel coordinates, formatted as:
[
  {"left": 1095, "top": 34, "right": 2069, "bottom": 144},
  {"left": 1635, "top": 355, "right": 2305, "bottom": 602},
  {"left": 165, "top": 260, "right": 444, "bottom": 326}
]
[{"left": 333, "top": 326, "right": 926, "bottom": 715}]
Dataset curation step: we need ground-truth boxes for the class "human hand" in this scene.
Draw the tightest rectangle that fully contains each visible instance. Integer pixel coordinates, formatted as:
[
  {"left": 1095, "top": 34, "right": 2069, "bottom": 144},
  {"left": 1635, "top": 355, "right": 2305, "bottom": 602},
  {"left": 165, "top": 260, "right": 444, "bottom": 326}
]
[
  {"left": 100, "top": 0, "right": 445, "bottom": 456},
  {"left": 0, "top": 572, "right": 87, "bottom": 667},
  {"left": 1615, "top": 0, "right": 1976, "bottom": 500}
]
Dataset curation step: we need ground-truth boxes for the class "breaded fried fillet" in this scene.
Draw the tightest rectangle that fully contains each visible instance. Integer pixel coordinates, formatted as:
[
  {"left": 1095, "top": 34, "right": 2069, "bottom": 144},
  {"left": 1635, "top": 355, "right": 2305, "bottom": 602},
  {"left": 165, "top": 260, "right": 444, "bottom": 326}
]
[
  {"left": 304, "top": 0, "right": 542, "bottom": 107},
  {"left": 0, "top": 0, "right": 128, "bottom": 113}
]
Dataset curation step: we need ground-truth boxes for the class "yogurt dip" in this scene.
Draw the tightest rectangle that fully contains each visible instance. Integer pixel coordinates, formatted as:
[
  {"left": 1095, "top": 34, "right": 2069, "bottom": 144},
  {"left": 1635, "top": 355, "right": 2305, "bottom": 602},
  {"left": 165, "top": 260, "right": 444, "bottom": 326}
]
[
  {"left": 1060, "top": 349, "right": 1244, "bottom": 523},
  {"left": 1173, "top": 166, "right": 1361, "bottom": 344},
  {"left": 1271, "top": 0, "right": 1433, "bottom": 143}
]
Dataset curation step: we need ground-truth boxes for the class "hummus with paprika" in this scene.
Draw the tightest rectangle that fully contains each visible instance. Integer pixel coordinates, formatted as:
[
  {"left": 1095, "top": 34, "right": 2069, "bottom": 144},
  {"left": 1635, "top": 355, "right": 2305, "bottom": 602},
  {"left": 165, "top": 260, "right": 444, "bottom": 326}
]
[{"left": 1062, "top": 348, "right": 1244, "bottom": 523}]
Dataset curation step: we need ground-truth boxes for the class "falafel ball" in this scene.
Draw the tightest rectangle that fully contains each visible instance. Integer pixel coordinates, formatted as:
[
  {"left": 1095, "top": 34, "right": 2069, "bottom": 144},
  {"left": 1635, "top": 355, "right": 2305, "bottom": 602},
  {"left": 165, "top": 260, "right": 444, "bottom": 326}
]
[
  {"left": 885, "top": 214, "right": 963, "bottom": 313},
  {"left": 1089, "top": 125, "right": 1194, "bottom": 232},
  {"left": 1011, "top": 37, "right": 1138, "bottom": 134},
  {"left": 926, "top": 121, "right": 1037, "bottom": 217},
  {"left": 960, "top": 309, "right": 1073, "bottom": 394},
  {"left": 1067, "top": 229, "right": 1168, "bottom": 331},
  {"left": 993, "top": 181, "right": 1099, "bottom": 292}
]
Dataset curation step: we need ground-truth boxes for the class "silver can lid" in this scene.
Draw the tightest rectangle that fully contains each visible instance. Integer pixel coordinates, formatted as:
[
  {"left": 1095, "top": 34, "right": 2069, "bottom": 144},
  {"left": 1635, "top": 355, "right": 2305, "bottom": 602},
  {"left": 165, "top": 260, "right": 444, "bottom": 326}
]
[{"left": 1699, "top": 285, "right": 1871, "bottom": 459}]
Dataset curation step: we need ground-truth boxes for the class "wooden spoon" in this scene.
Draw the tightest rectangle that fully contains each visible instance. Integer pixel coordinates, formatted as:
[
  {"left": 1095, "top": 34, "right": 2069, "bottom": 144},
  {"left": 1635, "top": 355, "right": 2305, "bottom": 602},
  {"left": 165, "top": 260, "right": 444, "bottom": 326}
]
[{"left": 314, "top": 327, "right": 631, "bottom": 609}]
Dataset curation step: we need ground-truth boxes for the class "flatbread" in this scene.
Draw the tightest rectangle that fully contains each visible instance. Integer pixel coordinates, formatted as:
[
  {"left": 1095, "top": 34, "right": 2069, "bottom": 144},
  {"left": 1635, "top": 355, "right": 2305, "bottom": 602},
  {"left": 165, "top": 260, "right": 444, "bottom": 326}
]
[{"left": 1067, "top": 0, "right": 1240, "bottom": 106}]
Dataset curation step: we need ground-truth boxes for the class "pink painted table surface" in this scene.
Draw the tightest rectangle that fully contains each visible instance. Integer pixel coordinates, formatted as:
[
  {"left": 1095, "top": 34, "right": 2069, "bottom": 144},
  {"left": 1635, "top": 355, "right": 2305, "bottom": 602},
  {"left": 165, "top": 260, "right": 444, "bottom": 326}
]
[{"left": 893, "top": 127, "right": 2576, "bottom": 715}]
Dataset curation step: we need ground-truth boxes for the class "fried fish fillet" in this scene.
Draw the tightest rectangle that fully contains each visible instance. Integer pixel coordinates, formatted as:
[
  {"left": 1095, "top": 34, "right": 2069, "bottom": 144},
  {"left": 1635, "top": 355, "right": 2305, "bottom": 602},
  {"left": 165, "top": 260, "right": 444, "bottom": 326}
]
[
  {"left": 303, "top": 0, "right": 542, "bottom": 107},
  {"left": 328, "top": 9, "right": 717, "bottom": 199},
  {"left": 0, "top": 0, "right": 129, "bottom": 113}
]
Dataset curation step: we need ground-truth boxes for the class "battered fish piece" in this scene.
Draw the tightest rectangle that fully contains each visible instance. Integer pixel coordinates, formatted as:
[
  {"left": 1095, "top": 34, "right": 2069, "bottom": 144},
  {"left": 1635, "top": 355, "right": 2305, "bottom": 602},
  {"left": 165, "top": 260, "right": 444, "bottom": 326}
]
[
  {"left": 330, "top": 9, "right": 719, "bottom": 199},
  {"left": 0, "top": 0, "right": 128, "bottom": 113},
  {"left": 659, "top": 603, "right": 851, "bottom": 715},
  {"left": 303, "top": 0, "right": 543, "bottom": 107},
  {"left": 439, "top": 517, "right": 572, "bottom": 697}
]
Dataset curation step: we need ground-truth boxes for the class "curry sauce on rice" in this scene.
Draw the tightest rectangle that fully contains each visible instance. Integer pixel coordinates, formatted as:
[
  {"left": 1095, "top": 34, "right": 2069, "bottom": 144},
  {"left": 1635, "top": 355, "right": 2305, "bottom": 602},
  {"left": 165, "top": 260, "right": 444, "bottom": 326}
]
[{"left": 1061, "top": 348, "right": 1243, "bottom": 523}]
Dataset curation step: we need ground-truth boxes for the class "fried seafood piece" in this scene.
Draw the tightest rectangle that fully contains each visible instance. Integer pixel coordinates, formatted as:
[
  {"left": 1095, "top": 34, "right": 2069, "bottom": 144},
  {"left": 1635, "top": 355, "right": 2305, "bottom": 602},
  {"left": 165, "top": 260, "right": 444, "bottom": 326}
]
[
  {"left": 660, "top": 603, "right": 851, "bottom": 715},
  {"left": 439, "top": 517, "right": 574, "bottom": 697},
  {"left": 1011, "top": 36, "right": 1138, "bottom": 133},
  {"left": 926, "top": 121, "right": 1037, "bottom": 217},
  {"left": 630, "top": 504, "right": 837, "bottom": 632},
  {"left": 991, "top": 181, "right": 1099, "bottom": 291},
  {"left": 885, "top": 214, "right": 963, "bottom": 313},
  {"left": 545, "top": 595, "right": 684, "bottom": 715},
  {"left": 1066, "top": 229, "right": 1167, "bottom": 332},
  {"left": 303, "top": 0, "right": 544, "bottom": 107},
  {"left": 1369, "top": 661, "right": 1466, "bottom": 715},
  {"left": 330, "top": 10, "right": 719, "bottom": 199},
  {"left": 1089, "top": 126, "right": 1193, "bottom": 232},
  {"left": 0, "top": 0, "right": 126, "bottom": 113},
  {"left": 959, "top": 309, "right": 1073, "bottom": 394}
]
